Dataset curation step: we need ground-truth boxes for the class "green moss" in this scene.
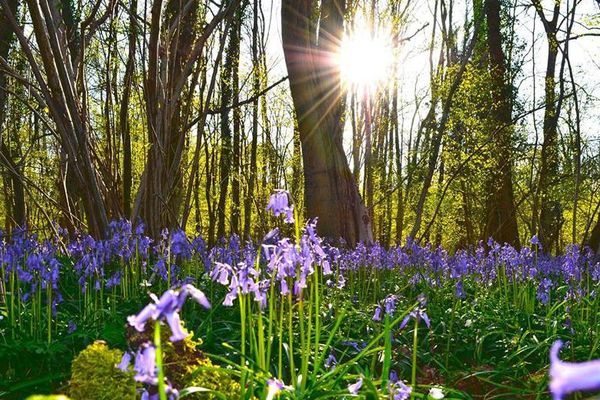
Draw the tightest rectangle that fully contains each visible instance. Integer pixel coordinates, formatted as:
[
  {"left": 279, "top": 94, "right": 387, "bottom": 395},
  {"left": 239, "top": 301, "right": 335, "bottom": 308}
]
[
  {"left": 68, "top": 341, "right": 136, "bottom": 400},
  {"left": 164, "top": 336, "right": 240, "bottom": 399},
  {"left": 25, "top": 396, "right": 72, "bottom": 400},
  {"left": 127, "top": 324, "right": 240, "bottom": 399}
]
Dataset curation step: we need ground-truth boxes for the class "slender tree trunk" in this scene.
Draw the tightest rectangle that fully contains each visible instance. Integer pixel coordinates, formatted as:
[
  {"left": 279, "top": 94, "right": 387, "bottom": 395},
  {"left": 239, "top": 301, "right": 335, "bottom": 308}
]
[
  {"left": 482, "top": 0, "right": 520, "bottom": 247},
  {"left": 534, "top": 0, "right": 561, "bottom": 252},
  {"left": 217, "top": 2, "right": 244, "bottom": 239},
  {"left": 364, "top": 92, "right": 374, "bottom": 223},
  {"left": 4, "top": 0, "right": 110, "bottom": 236},
  {"left": 119, "top": 0, "right": 138, "bottom": 218},
  {"left": 135, "top": 0, "right": 235, "bottom": 237},
  {"left": 410, "top": 5, "right": 479, "bottom": 240},
  {"left": 231, "top": 43, "right": 242, "bottom": 235},
  {"left": 0, "top": 0, "right": 26, "bottom": 229},
  {"left": 243, "top": 0, "right": 261, "bottom": 239}
]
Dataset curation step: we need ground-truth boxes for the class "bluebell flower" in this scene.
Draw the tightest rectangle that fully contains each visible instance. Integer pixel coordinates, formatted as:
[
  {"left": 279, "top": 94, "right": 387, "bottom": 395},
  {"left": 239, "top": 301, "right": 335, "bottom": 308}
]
[
  {"left": 348, "top": 378, "right": 363, "bottom": 395},
  {"left": 117, "top": 351, "right": 132, "bottom": 372},
  {"left": 537, "top": 278, "right": 553, "bottom": 305},
  {"left": 373, "top": 306, "right": 382, "bottom": 321},
  {"left": 549, "top": 340, "right": 600, "bottom": 399},
  {"left": 262, "top": 228, "right": 280, "bottom": 245},
  {"left": 384, "top": 295, "right": 398, "bottom": 315},
  {"left": 128, "top": 285, "right": 211, "bottom": 342},
  {"left": 455, "top": 280, "right": 465, "bottom": 299},
  {"left": 266, "top": 190, "right": 294, "bottom": 224},
  {"left": 266, "top": 378, "right": 286, "bottom": 400},
  {"left": 390, "top": 380, "right": 411, "bottom": 400},
  {"left": 531, "top": 235, "right": 541, "bottom": 248},
  {"left": 337, "top": 274, "right": 346, "bottom": 289},
  {"left": 341, "top": 341, "right": 366, "bottom": 352},
  {"left": 324, "top": 353, "right": 337, "bottom": 369},
  {"left": 400, "top": 309, "right": 431, "bottom": 330},
  {"left": 134, "top": 343, "right": 157, "bottom": 385},
  {"left": 184, "top": 284, "right": 211, "bottom": 309}
]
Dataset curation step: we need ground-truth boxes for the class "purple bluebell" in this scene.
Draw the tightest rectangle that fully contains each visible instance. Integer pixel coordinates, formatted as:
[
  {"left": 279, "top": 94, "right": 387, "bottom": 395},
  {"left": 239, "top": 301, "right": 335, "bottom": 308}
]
[
  {"left": 531, "top": 234, "right": 541, "bottom": 247},
  {"left": 549, "top": 340, "right": 600, "bottom": 400},
  {"left": 455, "top": 280, "right": 465, "bottom": 299},
  {"left": 170, "top": 229, "right": 192, "bottom": 260},
  {"left": 348, "top": 378, "right": 363, "bottom": 395},
  {"left": 262, "top": 228, "right": 280, "bottom": 245},
  {"left": 537, "top": 278, "right": 553, "bottom": 305},
  {"left": 184, "top": 284, "right": 211, "bottom": 309},
  {"left": 265, "top": 378, "right": 288, "bottom": 400},
  {"left": 373, "top": 306, "right": 382, "bottom": 322},
  {"left": 384, "top": 295, "right": 398, "bottom": 315},
  {"left": 324, "top": 353, "right": 337, "bottom": 369},
  {"left": 400, "top": 309, "right": 431, "bottom": 330},
  {"left": 390, "top": 380, "right": 411, "bottom": 400},
  {"left": 134, "top": 343, "right": 157, "bottom": 385},
  {"left": 266, "top": 190, "right": 294, "bottom": 224},
  {"left": 117, "top": 351, "right": 132, "bottom": 372},
  {"left": 341, "top": 341, "right": 366, "bottom": 352},
  {"left": 389, "top": 370, "right": 398, "bottom": 384},
  {"left": 128, "top": 285, "right": 211, "bottom": 342}
]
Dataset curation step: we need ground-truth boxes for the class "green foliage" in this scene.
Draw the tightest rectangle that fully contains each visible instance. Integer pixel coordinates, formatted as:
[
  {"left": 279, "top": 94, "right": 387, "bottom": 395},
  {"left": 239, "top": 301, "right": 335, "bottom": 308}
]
[
  {"left": 25, "top": 396, "right": 72, "bottom": 400},
  {"left": 68, "top": 341, "right": 136, "bottom": 400},
  {"left": 126, "top": 323, "right": 240, "bottom": 399},
  {"left": 162, "top": 334, "right": 240, "bottom": 400}
]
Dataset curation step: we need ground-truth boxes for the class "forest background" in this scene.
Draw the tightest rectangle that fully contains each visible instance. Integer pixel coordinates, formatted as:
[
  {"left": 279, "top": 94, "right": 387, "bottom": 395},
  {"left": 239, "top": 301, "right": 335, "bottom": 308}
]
[{"left": 0, "top": 0, "right": 599, "bottom": 255}]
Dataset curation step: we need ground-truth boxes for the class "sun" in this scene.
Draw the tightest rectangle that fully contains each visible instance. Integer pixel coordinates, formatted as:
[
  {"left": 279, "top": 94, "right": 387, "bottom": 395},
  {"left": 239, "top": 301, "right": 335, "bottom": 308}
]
[{"left": 337, "top": 27, "right": 393, "bottom": 91}]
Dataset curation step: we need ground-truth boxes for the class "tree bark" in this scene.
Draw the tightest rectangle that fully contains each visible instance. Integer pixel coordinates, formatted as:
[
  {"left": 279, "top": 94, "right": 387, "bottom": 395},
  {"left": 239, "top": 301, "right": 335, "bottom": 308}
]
[
  {"left": 134, "top": 0, "right": 236, "bottom": 237},
  {"left": 217, "top": 2, "right": 244, "bottom": 239},
  {"left": 0, "top": 0, "right": 26, "bottom": 229},
  {"left": 243, "top": 1, "right": 259, "bottom": 239},
  {"left": 3, "top": 0, "right": 110, "bottom": 236},
  {"left": 533, "top": 0, "right": 562, "bottom": 253},
  {"left": 281, "top": 0, "right": 372, "bottom": 246},
  {"left": 119, "top": 0, "right": 138, "bottom": 218},
  {"left": 482, "top": 0, "right": 520, "bottom": 247}
]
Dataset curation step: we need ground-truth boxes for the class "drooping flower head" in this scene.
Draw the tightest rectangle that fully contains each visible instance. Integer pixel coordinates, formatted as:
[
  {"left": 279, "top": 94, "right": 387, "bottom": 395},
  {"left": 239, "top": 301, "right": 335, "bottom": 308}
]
[
  {"left": 266, "top": 190, "right": 294, "bottom": 224},
  {"left": 134, "top": 343, "right": 157, "bottom": 385},
  {"left": 390, "top": 380, "right": 411, "bottom": 400},
  {"left": 265, "top": 378, "right": 287, "bottom": 400},
  {"left": 324, "top": 353, "right": 337, "bottom": 369},
  {"left": 400, "top": 294, "right": 431, "bottom": 329},
  {"left": 549, "top": 340, "right": 600, "bottom": 400},
  {"left": 348, "top": 378, "right": 363, "bottom": 395},
  {"left": 127, "top": 284, "right": 211, "bottom": 342}
]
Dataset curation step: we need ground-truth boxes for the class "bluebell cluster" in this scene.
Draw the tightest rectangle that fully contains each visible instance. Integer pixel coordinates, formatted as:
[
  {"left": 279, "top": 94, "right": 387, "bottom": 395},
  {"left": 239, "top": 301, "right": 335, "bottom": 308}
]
[
  {"left": 4, "top": 190, "right": 600, "bottom": 398},
  {"left": 3, "top": 217, "right": 600, "bottom": 323}
]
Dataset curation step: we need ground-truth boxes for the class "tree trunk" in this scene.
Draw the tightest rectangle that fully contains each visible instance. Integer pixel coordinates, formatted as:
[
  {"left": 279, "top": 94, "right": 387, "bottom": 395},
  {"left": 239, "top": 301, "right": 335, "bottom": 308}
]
[
  {"left": 4, "top": 0, "right": 110, "bottom": 236},
  {"left": 243, "top": 0, "right": 260, "bottom": 239},
  {"left": 0, "top": 0, "right": 26, "bottom": 229},
  {"left": 281, "top": 0, "right": 372, "bottom": 246},
  {"left": 533, "top": 0, "right": 561, "bottom": 253},
  {"left": 135, "top": 0, "right": 235, "bottom": 237},
  {"left": 217, "top": 2, "right": 244, "bottom": 239},
  {"left": 482, "top": 0, "right": 520, "bottom": 247},
  {"left": 119, "top": 0, "right": 138, "bottom": 218}
]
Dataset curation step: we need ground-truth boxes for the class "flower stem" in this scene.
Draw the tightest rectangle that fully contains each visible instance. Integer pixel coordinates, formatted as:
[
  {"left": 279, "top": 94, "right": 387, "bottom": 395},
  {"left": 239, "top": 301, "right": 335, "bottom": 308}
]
[
  {"left": 382, "top": 314, "right": 391, "bottom": 390},
  {"left": 154, "top": 321, "right": 167, "bottom": 400},
  {"left": 411, "top": 318, "right": 419, "bottom": 398}
]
